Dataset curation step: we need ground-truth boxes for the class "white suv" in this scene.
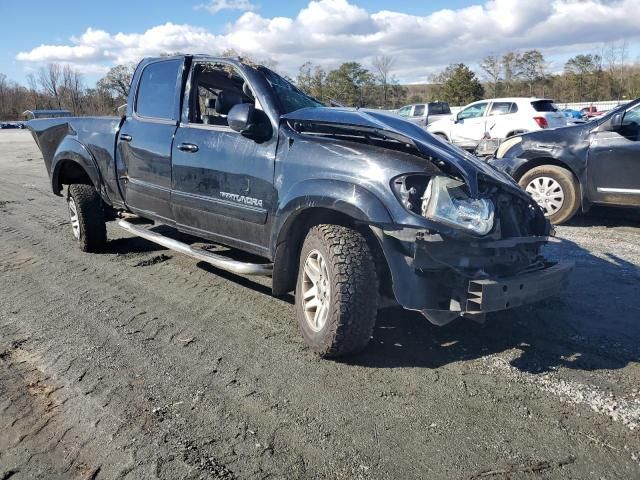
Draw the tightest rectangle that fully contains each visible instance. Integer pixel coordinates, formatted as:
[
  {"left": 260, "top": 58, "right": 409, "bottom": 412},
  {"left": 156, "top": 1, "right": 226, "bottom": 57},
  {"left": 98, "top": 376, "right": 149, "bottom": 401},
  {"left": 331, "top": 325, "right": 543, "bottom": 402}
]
[{"left": 427, "top": 98, "right": 567, "bottom": 150}]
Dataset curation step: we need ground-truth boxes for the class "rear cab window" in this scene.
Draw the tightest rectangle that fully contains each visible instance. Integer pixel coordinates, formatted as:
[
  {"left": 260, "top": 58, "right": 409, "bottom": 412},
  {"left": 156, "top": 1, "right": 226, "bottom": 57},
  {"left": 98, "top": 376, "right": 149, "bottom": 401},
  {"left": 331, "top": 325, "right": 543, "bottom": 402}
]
[
  {"left": 429, "top": 102, "right": 451, "bottom": 115},
  {"left": 135, "top": 59, "right": 182, "bottom": 120},
  {"left": 531, "top": 100, "right": 558, "bottom": 112}
]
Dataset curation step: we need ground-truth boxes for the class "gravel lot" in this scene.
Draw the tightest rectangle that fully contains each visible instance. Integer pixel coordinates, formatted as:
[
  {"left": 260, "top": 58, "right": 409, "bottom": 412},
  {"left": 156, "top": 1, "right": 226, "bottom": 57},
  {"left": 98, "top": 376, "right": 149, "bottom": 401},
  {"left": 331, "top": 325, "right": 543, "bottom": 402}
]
[{"left": 1, "top": 129, "right": 639, "bottom": 479}]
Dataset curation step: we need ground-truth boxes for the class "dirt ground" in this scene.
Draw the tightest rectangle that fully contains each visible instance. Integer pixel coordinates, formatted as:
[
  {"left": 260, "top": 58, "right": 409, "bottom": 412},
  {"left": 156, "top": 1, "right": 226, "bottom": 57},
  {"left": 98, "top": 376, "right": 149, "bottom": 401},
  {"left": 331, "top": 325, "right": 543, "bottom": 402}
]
[{"left": 0, "top": 129, "right": 638, "bottom": 479}]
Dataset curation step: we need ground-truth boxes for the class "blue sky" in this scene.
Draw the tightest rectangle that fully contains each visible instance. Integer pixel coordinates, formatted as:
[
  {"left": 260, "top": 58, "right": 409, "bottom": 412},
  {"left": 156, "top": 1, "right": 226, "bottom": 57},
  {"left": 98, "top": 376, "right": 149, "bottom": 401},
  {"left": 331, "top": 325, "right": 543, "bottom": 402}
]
[{"left": 1, "top": 0, "right": 638, "bottom": 85}]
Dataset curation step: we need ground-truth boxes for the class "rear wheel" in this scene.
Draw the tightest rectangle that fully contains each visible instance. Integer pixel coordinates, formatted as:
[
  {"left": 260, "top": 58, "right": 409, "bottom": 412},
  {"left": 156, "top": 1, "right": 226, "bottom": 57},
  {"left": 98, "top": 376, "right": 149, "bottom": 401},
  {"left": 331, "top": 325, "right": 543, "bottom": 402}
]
[
  {"left": 519, "top": 165, "right": 580, "bottom": 224},
  {"left": 67, "top": 184, "right": 107, "bottom": 252},
  {"left": 295, "top": 225, "right": 378, "bottom": 358}
]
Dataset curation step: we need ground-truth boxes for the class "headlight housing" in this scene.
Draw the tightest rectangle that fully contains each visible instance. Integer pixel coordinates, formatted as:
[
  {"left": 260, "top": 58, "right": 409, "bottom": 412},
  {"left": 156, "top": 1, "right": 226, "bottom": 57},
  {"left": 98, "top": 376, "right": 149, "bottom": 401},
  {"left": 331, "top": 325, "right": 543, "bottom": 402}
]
[
  {"left": 421, "top": 176, "right": 494, "bottom": 235},
  {"left": 495, "top": 136, "right": 522, "bottom": 159}
]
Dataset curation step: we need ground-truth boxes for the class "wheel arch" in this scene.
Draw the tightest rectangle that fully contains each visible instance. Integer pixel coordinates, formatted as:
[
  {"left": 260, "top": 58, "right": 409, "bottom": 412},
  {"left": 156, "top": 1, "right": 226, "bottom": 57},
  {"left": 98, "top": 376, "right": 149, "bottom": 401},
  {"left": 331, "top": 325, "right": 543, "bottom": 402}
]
[
  {"left": 512, "top": 156, "right": 579, "bottom": 183},
  {"left": 271, "top": 197, "right": 392, "bottom": 296},
  {"left": 50, "top": 138, "right": 101, "bottom": 197}
]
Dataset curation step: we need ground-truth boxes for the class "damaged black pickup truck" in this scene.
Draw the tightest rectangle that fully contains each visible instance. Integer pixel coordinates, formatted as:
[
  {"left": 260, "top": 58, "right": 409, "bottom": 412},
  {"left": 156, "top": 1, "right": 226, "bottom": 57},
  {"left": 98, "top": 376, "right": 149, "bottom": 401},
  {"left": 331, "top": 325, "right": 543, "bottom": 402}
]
[{"left": 28, "top": 55, "right": 573, "bottom": 357}]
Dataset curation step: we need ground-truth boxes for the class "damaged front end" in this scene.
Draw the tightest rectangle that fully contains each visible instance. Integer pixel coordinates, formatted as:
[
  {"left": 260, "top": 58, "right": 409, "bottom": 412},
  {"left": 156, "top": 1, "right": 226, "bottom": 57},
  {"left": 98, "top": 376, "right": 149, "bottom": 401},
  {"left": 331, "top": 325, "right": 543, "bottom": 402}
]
[
  {"left": 375, "top": 174, "right": 572, "bottom": 325},
  {"left": 282, "top": 107, "right": 573, "bottom": 325}
]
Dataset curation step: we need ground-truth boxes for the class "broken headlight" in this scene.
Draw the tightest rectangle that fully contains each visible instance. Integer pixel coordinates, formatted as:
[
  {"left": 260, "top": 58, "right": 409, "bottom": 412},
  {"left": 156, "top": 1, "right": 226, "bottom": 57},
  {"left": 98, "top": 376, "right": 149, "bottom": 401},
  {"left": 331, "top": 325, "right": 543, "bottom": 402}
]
[{"left": 421, "top": 176, "right": 495, "bottom": 235}]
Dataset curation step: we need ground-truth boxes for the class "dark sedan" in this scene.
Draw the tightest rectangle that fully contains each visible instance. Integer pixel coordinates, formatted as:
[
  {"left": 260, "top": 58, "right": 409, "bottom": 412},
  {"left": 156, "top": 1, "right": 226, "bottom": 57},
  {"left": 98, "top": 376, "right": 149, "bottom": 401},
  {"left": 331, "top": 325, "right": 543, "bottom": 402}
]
[{"left": 489, "top": 99, "right": 640, "bottom": 224}]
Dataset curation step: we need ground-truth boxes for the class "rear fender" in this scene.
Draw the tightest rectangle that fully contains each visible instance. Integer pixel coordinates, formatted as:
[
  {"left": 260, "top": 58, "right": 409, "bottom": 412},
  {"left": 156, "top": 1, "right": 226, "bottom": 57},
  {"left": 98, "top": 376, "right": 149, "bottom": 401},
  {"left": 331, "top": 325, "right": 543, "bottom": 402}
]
[{"left": 51, "top": 138, "right": 102, "bottom": 197}]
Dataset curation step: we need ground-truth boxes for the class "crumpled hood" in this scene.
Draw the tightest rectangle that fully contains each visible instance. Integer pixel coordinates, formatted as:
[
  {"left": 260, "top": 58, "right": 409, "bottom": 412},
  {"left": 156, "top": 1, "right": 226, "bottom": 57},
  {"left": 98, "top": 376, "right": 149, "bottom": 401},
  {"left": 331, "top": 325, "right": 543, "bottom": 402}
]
[{"left": 282, "top": 107, "right": 522, "bottom": 199}]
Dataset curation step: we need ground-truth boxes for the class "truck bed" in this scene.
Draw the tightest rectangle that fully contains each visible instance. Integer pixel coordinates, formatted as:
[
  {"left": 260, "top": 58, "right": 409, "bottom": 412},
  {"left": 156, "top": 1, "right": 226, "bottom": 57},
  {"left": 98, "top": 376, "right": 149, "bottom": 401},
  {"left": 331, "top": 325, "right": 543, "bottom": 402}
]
[{"left": 28, "top": 116, "right": 123, "bottom": 204}]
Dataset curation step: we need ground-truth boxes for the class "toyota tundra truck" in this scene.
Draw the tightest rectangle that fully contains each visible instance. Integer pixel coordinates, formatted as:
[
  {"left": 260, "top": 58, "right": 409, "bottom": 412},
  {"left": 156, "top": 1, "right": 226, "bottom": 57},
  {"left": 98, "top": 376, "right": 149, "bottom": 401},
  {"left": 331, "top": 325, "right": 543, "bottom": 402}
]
[{"left": 27, "top": 55, "right": 573, "bottom": 357}]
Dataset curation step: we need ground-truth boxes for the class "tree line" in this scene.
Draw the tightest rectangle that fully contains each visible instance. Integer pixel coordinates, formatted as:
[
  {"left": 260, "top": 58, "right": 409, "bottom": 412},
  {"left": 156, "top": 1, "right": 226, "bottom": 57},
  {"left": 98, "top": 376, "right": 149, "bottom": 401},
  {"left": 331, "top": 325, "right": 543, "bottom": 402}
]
[{"left": 1, "top": 43, "right": 639, "bottom": 120}]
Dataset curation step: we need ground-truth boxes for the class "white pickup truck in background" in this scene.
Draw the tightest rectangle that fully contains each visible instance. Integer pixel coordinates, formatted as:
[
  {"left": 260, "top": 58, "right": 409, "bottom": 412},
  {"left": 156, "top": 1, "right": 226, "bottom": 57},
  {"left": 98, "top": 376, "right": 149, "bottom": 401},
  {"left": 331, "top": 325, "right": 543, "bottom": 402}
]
[
  {"left": 396, "top": 102, "right": 452, "bottom": 126},
  {"left": 427, "top": 98, "right": 567, "bottom": 150}
]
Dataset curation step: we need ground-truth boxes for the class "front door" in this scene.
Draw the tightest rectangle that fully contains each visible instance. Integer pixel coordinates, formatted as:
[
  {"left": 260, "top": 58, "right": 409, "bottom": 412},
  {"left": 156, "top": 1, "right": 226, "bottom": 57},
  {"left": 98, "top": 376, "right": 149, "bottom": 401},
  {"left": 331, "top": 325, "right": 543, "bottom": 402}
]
[
  {"left": 450, "top": 101, "right": 488, "bottom": 147},
  {"left": 170, "top": 61, "right": 277, "bottom": 255},
  {"left": 117, "top": 58, "right": 185, "bottom": 222},
  {"left": 587, "top": 103, "right": 640, "bottom": 206}
]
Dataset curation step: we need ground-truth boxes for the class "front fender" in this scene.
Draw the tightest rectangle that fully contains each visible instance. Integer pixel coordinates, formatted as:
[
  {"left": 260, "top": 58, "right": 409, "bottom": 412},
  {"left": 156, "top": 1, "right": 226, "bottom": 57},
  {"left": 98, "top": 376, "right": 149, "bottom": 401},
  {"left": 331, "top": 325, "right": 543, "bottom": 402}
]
[
  {"left": 51, "top": 137, "right": 102, "bottom": 196},
  {"left": 272, "top": 178, "right": 393, "bottom": 246}
]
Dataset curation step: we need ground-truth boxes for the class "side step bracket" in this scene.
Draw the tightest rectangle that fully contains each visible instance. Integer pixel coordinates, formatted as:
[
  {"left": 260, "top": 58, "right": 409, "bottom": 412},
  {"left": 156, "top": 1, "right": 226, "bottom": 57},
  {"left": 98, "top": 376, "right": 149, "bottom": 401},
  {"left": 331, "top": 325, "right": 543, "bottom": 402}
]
[{"left": 117, "top": 219, "right": 273, "bottom": 277}]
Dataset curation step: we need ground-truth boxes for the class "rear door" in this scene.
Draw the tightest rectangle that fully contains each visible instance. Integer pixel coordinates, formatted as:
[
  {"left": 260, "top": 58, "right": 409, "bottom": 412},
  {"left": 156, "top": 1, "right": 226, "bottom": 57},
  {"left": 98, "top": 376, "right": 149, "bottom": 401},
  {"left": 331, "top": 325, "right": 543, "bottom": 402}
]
[
  {"left": 485, "top": 101, "right": 518, "bottom": 138},
  {"left": 117, "top": 58, "right": 185, "bottom": 222},
  {"left": 170, "top": 60, "right": 277, "bottom": 254},
  {"left": 587, "top": 103, "right": 640, "bottom": 206}
]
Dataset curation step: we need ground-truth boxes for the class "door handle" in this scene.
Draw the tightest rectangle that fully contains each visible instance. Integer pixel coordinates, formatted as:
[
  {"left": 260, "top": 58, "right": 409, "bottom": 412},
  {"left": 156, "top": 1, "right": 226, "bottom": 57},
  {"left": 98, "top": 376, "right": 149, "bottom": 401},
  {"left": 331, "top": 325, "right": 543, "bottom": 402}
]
[
  {"left": 177, "top": 143, "right": 199, "bottom": 153},
  {"left": 120, "top": 133, "right": 132, "bottom": 142}
]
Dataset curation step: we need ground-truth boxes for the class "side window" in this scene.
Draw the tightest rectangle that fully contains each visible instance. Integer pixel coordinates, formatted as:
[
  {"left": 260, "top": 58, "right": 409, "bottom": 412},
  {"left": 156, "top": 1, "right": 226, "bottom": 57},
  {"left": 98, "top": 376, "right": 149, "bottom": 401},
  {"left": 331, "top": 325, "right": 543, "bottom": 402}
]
[
  {"left": 397, "top": 106, "right": 411, "bottom": 117},
  {"left": 136, "top": 60, "right": 181, "bottom": 120},
  {"left": 458, "top": 102, "right": 488, "bottom": 120},
  {"left": 620, "top": 104, "right": 640, "bottom": 139},
  {"left": 489, "top": 102, "right": 514, "bottom": 116},
  {"left": 187, "top": 62, "right": 254, "bottom": 126},
  {"left": 413, "top": 105, "right": 425, "bottom": 117}
]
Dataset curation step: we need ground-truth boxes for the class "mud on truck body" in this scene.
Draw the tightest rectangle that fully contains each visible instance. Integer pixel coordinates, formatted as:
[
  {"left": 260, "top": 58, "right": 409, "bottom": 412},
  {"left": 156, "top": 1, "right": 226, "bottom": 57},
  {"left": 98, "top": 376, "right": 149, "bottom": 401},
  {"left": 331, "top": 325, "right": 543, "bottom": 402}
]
[{"left": 28, "top": 55, "right": 573, "bottom": 357}]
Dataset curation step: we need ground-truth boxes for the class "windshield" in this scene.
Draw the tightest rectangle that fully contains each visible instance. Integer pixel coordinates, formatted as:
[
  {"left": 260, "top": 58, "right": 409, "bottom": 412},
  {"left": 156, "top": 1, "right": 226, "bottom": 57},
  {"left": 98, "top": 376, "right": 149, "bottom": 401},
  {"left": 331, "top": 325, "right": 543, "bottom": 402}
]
[{"left": 259, "top": 67, "right": 324, "bottom": 114}]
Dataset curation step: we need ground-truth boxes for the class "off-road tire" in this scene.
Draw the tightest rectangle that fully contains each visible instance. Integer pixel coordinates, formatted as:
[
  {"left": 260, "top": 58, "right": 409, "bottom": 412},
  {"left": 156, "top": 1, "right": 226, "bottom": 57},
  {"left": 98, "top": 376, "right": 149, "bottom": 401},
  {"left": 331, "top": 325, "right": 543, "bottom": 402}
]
[
  {"left": 295, "top": 225, "right": 379, "bottom": 358},
  {"left": 67, "top": 184, "right": 107, "bottom": 252},
  {"left": 519, "top": 165, "right": 580, "bottom": 225}
]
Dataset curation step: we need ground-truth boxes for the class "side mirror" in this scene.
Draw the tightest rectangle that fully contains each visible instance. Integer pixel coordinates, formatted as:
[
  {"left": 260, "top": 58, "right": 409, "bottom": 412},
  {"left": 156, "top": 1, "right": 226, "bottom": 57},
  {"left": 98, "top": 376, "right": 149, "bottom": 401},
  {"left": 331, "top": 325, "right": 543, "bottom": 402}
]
[{"left": 227, "top": 103, "right": 272, "bottom": 141}]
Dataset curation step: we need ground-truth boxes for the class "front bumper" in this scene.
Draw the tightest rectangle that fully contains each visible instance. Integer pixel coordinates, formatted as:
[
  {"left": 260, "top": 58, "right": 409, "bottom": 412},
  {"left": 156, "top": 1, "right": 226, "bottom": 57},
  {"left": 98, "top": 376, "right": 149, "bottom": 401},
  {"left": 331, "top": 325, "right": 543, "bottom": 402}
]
[
  {"left": 372, "top": 226, "right": 574, "bottom": 325},
  {"left": 465, "top": 262, "right": 573, "bottom": 313}
]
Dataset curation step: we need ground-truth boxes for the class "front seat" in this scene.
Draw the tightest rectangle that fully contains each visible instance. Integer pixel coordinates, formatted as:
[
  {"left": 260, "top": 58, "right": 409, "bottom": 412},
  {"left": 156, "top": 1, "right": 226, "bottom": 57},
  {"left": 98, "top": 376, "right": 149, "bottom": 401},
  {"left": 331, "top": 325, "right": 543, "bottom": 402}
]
[{"left": 215, "top": 90, "right": 247, "bottom": 116}]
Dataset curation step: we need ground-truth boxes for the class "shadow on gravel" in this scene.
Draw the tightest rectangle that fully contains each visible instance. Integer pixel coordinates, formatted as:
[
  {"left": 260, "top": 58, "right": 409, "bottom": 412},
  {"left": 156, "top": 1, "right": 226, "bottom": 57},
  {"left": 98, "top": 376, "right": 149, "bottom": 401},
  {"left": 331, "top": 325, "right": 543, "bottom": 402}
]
[
  {"left": 105, "top": 218, "right": 639, "bottom": 375},
  {"left": 346, "top": 233, "right": 640, "bottom": 374},
  {"left": 566, "top": 206, "right": 640, "bottom": 228}
]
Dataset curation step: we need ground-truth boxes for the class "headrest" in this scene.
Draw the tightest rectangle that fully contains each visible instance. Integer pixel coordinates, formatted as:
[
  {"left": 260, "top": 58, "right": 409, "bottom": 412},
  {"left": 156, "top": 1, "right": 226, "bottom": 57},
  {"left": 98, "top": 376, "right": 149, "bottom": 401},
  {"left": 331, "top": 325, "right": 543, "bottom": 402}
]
[
  {"left": 205, "top": 98, "right": 216, "bottom": 109},
  {"left": 215, "top": 90, "right": 246, "bottom": 115}
]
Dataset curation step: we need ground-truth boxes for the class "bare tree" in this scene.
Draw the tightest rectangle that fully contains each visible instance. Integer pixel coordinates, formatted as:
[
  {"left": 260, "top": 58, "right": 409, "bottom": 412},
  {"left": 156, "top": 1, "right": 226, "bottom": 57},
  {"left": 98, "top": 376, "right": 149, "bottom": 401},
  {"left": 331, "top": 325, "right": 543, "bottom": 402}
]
[
  {"left": 372, "top": 55, "right": 395, "bottom": 108},
  {"left": 480, "top": 55, "right": 502, "bottom": 97},
  {"left": 517, "top": 50, "right": 546, "bottom": 96},
  {"left": 26, "top": 73, "right": 40, "bottom": 110},
  {"left": 62, "top": 65, "right": 84, "bottom": 114},
  {"left": 97, "top": 64, "right": 136, "bottom": 100},
  {"left": 501, "top": 51, "right": 521, "bottom": 95},
  {"left": 38, "top": 63, "right": 62, "bottom": 108}
]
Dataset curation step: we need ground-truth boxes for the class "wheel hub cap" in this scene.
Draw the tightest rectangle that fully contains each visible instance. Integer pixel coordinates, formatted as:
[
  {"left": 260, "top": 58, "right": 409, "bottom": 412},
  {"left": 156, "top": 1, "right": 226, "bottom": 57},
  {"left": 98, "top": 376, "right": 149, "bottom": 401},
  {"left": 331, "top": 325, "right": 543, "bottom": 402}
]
[
  {"left": 67, "top": 196, "right": 80, "bottom": 239},
  {"left": 301, "top": 249, "right": 331, "bottom": 332},
  {"left": 525, "top": 176, "right": 564, "bottom": 216}
]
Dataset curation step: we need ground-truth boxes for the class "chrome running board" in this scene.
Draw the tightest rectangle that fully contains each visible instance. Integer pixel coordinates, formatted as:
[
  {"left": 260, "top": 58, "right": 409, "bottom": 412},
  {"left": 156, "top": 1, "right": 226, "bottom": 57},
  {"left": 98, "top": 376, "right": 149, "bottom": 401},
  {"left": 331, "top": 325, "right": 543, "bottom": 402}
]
[{"left": 117, "top": 219, "right": 273, "bottom": 276}]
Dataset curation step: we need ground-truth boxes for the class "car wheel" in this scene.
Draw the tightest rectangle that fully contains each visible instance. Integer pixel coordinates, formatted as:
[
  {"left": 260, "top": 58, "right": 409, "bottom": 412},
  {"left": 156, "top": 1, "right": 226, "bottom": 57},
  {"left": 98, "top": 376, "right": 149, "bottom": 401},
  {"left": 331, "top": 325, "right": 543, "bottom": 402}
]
[
  {"left": 67, "top": 184, "right": 107, "bottom": 252},
  {"left": 519, "top": 165, "right": 580, "bottom": 224},
  {"left": 295, "top": 224, "right": 378, "bottom": 358}
]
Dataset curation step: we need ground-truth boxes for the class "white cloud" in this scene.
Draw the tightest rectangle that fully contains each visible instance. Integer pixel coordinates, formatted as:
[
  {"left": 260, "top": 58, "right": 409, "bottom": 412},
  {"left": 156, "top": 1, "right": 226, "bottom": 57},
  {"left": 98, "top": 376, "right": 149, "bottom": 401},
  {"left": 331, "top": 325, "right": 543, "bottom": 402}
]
[
  {"left": 16, "top": 0, "right": 640, "bottom": 82},
  {"left": 194, "top": 0, "right": 256, "bottom": 15}
]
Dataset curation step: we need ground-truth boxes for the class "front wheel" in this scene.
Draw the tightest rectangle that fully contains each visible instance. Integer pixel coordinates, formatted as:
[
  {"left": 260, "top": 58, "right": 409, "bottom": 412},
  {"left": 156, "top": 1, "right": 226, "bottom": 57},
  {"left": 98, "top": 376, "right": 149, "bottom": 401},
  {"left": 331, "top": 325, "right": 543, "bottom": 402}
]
[
  {"left": 519, "top": 165, "right": 580, "bottom": 224},
  {"left": 67, "top": 184, "right": 107, "bottom": 252},
  {"left": 295, "top": 225, "right": 378, "bottom": 358}
]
